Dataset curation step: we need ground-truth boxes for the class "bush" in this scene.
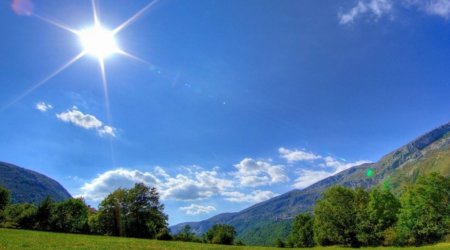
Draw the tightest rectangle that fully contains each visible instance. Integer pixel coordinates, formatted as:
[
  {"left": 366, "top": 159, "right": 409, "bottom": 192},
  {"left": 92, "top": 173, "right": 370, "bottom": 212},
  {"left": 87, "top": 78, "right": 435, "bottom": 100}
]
[
  {"left": 234, "top": 239, "right": 245, "bottom": 246},
  {"left": 156, "top": 228, "right": 173, "bottom": 241},
  {"left": 173, "top": 225, "right": 197, "bottom": 242},
  {"left": 1, "top": 203, "right": 36, "bottom": 229},
  {"left": 275, "top": 238, "right": 285, "bottom": 248},
  {"left": 204, "top": 224, "right": 236, "bottom": 245}
]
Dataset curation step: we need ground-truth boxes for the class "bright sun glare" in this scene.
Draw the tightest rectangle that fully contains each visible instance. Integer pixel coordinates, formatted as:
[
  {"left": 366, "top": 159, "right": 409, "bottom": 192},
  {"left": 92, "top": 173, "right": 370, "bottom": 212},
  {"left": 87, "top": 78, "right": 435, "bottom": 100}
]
[
  {"left": 79, "top": 26, "right": 119, "bottom": 59},
  {"left": 2, "top": 0, "right": 159, "bottom": 113}
]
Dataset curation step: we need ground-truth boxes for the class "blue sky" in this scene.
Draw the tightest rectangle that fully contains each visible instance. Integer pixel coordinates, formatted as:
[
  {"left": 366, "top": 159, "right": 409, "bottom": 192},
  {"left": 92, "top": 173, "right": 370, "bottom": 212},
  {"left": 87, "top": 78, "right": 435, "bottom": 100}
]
[{"left": 1, "top": 0, "right": 450, "bottom": 225}]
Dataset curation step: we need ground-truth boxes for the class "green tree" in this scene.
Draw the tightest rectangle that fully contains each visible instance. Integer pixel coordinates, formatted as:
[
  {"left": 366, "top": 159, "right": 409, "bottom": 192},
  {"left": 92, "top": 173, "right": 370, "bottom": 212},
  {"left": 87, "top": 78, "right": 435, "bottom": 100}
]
[
  {"left": 1, "top": 203, "right": 36, "bottom": 229},
  {"left": 87, "top": 207, "right": 102, "bottom": 235},
  {"left": 396, "top": 173, "right": 450, "bottom": 245},
  {"left": 0, "top": 186, "right": 10, "bottom": 223},
  {"left": 354, "top": 187, "right": 370, "bottom": 245},
  {"left": 204, "top": 224, "right": 236, "bottom": 245},
  {"left": 355, "top": 187, "right": 400, "bottom": 246},
  {"left": 288, "top": 213, "right": 315, "bottom": 247},
  {"left": 97, "top": 183, "right": 168, "bottom": 238},
  {"left": 125, "top": 183, "right": 167, "bottom": 238},
  {"left": 34, "top": 196, "right": 54, "bottom": 231},
  {"left": 367, "top": 187, "right": 400, "bottom": 245},
  {"left": 98, "top": 188, "right": 128, "bottom": 236},
  {"left": 0, "top": 185, "right": 10, "bottom": 212},
  {"left": 313, "top": 186, "right": 359, "bottom": 247},
  {"left": 51, "top": 198, "right": 90, "bottom": 233}
]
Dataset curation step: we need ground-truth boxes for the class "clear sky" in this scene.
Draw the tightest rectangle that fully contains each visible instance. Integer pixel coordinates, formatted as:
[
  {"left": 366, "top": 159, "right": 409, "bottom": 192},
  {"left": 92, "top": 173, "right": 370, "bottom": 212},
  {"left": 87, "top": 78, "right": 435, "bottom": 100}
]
[{"left": 1, "top": 0, "right": 450, "bottom": 225}]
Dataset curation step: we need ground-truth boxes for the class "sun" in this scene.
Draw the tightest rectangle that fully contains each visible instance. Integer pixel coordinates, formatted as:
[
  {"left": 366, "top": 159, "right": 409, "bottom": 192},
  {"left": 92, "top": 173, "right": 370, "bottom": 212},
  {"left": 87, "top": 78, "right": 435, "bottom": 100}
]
[
  {"left": 2, "top": 0, "right": 159, "bottom": 112},
  {"left": 79, "top": 25, "right": 119, "bottom": 59}
]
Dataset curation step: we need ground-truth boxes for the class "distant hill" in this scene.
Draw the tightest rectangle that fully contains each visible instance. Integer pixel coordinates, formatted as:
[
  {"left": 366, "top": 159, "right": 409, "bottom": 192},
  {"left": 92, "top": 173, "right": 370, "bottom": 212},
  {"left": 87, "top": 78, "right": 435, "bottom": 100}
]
[
  {"left": 0, "top": 162, "right": 72, "bottom": 204},
  {"left": 170, "top": 122, "right": 450, "bottom": 246}
]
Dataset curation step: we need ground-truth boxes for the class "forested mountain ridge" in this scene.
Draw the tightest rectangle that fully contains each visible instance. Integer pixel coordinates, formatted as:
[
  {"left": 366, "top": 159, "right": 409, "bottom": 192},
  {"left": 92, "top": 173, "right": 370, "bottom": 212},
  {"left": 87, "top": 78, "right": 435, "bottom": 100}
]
[
  {"left": 0, "top": 161, "right": 71, "bottom": 204},
  {"left": 171, "top": 122, "right": 450, "bottom": 245}
]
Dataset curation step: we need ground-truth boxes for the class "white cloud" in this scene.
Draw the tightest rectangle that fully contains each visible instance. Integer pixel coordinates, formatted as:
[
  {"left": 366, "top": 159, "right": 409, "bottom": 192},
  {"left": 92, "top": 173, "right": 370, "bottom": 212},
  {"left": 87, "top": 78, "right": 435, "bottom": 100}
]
[
  {"left": 279, "top": 147, "right": 321, "bottom": 163},
  {"left": 339, "top": 0, "right": 393, "bottom": 25},
  {"left": 407, "top": 0, "right": 450, "bottom": 19},
  {"left": 80, "top": 168, "right": 160, "bottom": 201},
  {"left": 36, "top": 102, "right": 53, "bottom": 112},
  {"left": 233, "top": 158, "right": 288, "bottom": 187},
  {"left": 293, "top": 156, "right": 371, "bottom": 189},
  {"left": 79, "top": 167, "right": 234, "bottom": 202},
  {"left": 339, "top": 0, "right": 450, "bottom": 24},
  {"left": 180, "top": 204, "right": 216, "bottom": 215},
  {"left": 323, "top": 156, "right": 370, "bottom": 173},
  {"left": 222, "top": 190, "right": 277, "bottom": 203},
  {"left": 79, "top": 149, "right": 369, "bottom": 205},
  {"left": 56, "top": 107, "right": 116, "bottom": 137},
  {"left": 293, "top": 170, "right": 332, "bottom": 189},
  {"left": 162, "top": 169, "right": 233, "bottom": 201}
]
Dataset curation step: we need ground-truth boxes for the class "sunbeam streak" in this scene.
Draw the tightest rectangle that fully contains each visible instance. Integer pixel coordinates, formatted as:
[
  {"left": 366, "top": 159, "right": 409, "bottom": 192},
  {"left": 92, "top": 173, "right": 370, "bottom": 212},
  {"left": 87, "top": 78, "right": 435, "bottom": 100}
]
[
  {"left": 91, "top": 0, "right": 100, "bottom": 26},
  {"left": 0, "top": 52, "right": 85, "bottom": 112},
  {"left": 98, "top": 57, "right": 116, "bottom": 167},
  {"left": 98, "top": 58, "right": 112, "bottom": 123},
  {"left": 32, "top": 13, "right": 79, "bottom": 35},
  {"left": 113, "top": 0, "right": 159, "bottom": 35},
  {"left": 118, "top": 50, "right": 153, "bottom": 67}
]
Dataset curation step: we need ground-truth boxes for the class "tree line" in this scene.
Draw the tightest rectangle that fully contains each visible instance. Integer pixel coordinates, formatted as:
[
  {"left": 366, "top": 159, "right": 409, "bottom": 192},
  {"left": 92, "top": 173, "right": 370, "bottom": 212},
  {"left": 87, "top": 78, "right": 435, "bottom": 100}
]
[
  {"left": 0, "top": 182, "right": 239, "bottom": 245},
  {"left": 278, "top": 172, "right": 450, "bottom": 248}
]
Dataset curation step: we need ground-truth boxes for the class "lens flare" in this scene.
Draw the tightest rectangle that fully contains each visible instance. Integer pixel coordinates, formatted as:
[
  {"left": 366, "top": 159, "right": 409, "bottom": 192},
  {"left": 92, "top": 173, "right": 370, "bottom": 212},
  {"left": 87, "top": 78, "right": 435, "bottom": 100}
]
[{"left": 366, "top": 168, "right": 375, "bottom": 178}]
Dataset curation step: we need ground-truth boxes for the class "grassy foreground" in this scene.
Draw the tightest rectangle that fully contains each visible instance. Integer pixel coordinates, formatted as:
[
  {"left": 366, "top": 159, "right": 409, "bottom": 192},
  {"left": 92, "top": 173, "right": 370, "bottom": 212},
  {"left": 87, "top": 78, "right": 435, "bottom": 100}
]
[{"left": 0, "top": 229, "right": 449, "bottom": 250}]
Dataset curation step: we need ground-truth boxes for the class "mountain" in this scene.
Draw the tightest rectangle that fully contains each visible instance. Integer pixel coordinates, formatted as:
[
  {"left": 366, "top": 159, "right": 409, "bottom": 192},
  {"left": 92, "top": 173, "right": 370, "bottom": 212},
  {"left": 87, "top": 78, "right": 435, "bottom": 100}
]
[
  {"left": 0, "top": 161, "right": 72, "bottom": 204},
  {"left": 170, "top": 122, "right": 450, "bottom": 246}
]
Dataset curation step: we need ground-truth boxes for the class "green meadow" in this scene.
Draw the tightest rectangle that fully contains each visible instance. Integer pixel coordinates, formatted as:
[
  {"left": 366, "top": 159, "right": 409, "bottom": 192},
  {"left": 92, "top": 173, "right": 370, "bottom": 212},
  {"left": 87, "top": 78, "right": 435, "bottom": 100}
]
[{"left": 0, "top": 229, "right": 449, "bottom": 250}]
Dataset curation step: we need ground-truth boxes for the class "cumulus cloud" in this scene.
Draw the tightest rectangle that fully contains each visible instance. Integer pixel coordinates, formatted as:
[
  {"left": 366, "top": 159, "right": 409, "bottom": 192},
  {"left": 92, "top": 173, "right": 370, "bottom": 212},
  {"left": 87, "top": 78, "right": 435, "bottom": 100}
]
[
  {"left": 222, "top": 190, "right": 277, "bottom": 203},
  {"left": 233, "top": 158, "right": 289, "bottom": 187},
  {"left": 35, "top": 102, "right": 53, "bottom": 112},
  {"left": 56, "top": 107, "right": 116, "bottom": 137},
  {"left": 180, "top": 204, "right": 216, "bottom": 215},
  {"left": 278, "top": 147, "right": 321, "bottom": 163},
  {"left": 80, "top": 168, "right": 160, "bottom": 201},
  {"left": 79, "top": 167, "right": 234, "bottom": 202},
  {"left": 339, "top": 0, "right": 450, "bottom": 25},
  {"left": 79, "top": 149, "right": 369, "bottom": 204}
]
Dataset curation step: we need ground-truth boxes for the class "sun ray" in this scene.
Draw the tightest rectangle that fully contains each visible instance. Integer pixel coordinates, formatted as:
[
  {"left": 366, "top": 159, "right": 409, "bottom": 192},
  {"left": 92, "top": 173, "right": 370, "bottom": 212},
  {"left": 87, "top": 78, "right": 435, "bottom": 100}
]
[
  {"left": 118, "top": 50, "right": 153, "bottom": 67},
  {"left": 98, "top": 58, "right": 112, "bottom": 123},
  {"left": 0, "top": 52, "right": 86, "bottom": 112},
  {"left": 32, "top": 13, "right": 79, "bottom": 35},
  {"left": 91, "top": 0, "right": 100, "bottom": 26},
  {"left": 98, "top": 57, "right": 116, "bottom": 168},
  {"left": 112, "top": 0, "right": 159, "bottom": 35}
]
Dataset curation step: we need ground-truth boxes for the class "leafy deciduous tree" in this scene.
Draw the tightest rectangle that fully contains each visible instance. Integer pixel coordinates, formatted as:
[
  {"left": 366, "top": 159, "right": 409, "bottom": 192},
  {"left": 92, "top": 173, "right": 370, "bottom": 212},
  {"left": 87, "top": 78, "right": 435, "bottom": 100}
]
[
  {"left": 314, "top": 186, "right": 359, "bottom": 247},
  {"left": 396, "top": 173, "right": 450, "bottom": 245},
  {"left": 288, "top": 213, "right": 315, "bottom": 247}
]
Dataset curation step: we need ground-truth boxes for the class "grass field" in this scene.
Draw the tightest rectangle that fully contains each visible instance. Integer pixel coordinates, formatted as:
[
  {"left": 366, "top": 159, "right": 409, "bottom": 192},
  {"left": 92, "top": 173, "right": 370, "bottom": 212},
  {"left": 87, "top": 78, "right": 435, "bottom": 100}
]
[{"left": 0, "top": 229, "right": 449, "bottom": 250}]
